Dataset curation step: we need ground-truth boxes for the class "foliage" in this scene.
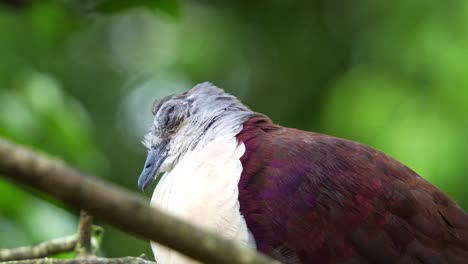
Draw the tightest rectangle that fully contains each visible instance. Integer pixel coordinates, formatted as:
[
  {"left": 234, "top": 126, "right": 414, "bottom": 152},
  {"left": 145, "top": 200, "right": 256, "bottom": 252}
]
[{"left": 0, "top": 0, "right": 467, "bottom": 258}]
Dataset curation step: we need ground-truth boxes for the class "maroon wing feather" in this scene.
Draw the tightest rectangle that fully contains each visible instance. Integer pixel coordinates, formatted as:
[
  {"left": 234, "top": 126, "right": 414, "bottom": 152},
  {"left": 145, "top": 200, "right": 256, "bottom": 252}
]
[{"left": 236, "top": 116, "right": 468, "bottom": 264}]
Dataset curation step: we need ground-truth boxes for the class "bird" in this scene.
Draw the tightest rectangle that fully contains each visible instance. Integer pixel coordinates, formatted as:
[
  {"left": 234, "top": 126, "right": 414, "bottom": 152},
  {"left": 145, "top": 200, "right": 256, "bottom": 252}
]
[{"left": 137, "top": 82, "right": 468, "bottom": 264}]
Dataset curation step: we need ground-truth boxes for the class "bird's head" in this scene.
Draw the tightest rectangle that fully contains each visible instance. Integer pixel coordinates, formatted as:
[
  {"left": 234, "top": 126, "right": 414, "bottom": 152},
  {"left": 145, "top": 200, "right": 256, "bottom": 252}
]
[{"left": 137, "top": 82, "right": 255, "bottom": 192}]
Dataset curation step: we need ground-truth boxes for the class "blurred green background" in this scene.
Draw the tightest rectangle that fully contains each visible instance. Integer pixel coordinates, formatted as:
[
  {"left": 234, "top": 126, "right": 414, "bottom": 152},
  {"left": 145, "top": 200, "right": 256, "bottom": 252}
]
[{"left": 0, "top": 0, "right": 467, "bottom": 259}]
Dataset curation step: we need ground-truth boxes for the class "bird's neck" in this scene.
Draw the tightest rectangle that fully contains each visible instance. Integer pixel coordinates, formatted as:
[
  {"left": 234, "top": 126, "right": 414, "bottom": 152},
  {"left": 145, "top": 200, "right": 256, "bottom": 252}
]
[{"left": 149, "top": 134, "right": 255, "bottom": 263}]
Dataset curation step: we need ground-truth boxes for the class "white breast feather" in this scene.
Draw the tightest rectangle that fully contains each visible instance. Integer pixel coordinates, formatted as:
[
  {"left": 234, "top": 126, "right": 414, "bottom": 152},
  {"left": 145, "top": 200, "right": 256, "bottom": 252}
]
[{"left": 150, "top": 135, "right": 255, "bottom": 264}]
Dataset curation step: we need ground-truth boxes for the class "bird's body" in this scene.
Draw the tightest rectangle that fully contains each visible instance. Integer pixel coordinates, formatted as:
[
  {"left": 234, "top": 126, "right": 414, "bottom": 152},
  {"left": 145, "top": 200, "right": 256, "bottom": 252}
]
[
  {"left": 237, "top": 115, "right": 468, "bottom": 263},
  {"left": 138, "top": 83, "right": 468, "bottom": 263}
]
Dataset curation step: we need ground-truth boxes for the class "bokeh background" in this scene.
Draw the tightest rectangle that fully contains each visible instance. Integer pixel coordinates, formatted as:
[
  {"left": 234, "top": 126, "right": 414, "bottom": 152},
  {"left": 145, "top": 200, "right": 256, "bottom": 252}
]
[{"left": 0, "top": 0, "right": 467, "bottom": 259}]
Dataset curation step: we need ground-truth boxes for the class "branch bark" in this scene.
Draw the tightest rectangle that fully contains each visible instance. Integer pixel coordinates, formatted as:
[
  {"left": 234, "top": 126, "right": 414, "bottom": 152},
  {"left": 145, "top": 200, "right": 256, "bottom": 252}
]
[
  {"left": 2, "top": 257, "right": 155, "bottom": 264},
  {"left": 0, "top": 138, "right": 279, "bottom": 264},
  {"left": 0, "top": 236, "right": 77, "bottom": 261},
  {"left": 0, "top": 223, "right": 103, "bottom": 262},
  {"left": 76, "top": 210, "right": 94, "bottom": 257}
]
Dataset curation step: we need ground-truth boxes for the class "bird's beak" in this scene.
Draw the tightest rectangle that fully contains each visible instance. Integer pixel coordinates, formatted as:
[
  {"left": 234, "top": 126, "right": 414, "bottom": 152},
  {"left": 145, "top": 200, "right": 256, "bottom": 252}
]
[{"left": 138, "top": 140, "right": 169, "bottom": 192}]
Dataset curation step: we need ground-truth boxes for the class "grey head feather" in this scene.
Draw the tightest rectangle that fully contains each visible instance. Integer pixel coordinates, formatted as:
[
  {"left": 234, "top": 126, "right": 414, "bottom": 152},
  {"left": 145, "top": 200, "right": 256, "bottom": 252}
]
[{"left": 143, "top": 82, "right": 256, "bottom": 172}]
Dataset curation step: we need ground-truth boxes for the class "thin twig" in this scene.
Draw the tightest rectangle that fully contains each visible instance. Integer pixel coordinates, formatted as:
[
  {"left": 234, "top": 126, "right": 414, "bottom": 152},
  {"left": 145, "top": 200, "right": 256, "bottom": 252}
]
[
  {"left": 0, "top": 138, "right": 279, "bottom": 264},
  {"left": 0, "top": 236, "right": 77, "bottom": 262},
  {"left": 76, "top": 210, "right": 93, "bottom": 257},
  {"left": 1, "top": 256, "right": 156, "bottom": 264}
]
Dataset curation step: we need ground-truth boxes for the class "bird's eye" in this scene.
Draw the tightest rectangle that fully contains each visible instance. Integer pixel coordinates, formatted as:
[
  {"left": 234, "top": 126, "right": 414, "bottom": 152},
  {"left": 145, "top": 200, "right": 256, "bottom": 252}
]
[
  {"left": 157, "top": 99, "right": 189, "bottom": 132},
  {"left": 162, "top": 105, "right": 182, "bottom": 129},
  {"left": 164, "top": 106, "right": 175, "bottom": 126}
]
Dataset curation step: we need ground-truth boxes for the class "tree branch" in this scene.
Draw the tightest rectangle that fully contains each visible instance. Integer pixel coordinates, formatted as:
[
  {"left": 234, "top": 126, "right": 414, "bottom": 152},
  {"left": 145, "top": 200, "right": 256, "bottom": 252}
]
[
  {"left": 0, "top": 223, "right": 103, "bottom": 262},
  {"left": 2, "top": 256, "right": 155, "bottom": 264},
  {"left": 0, "top": 138, "right": 279, "bottom": 264},
  {"left": 0, "top": 236, "right": 77, "bottom": 261}
]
